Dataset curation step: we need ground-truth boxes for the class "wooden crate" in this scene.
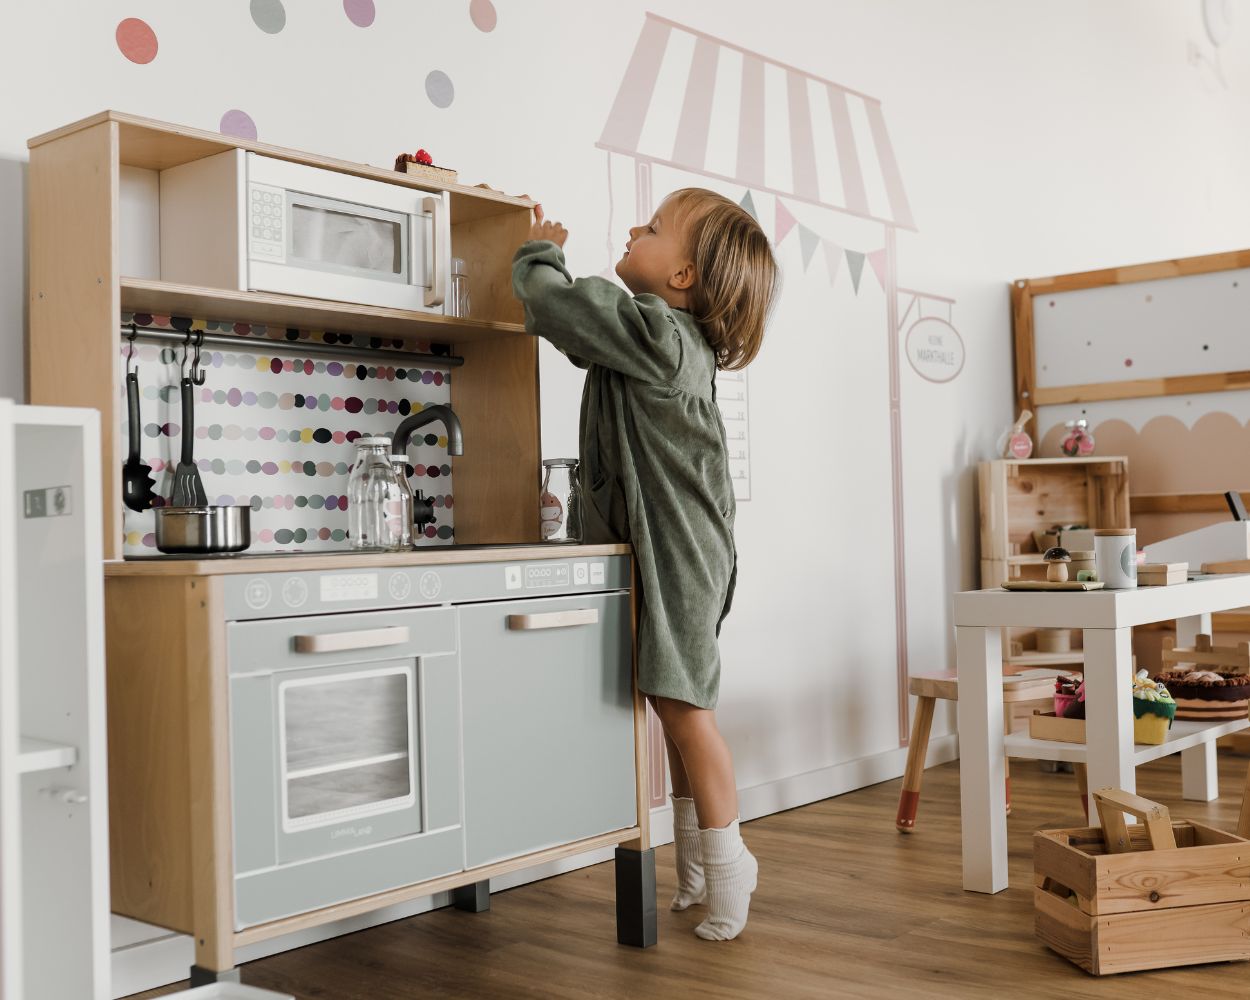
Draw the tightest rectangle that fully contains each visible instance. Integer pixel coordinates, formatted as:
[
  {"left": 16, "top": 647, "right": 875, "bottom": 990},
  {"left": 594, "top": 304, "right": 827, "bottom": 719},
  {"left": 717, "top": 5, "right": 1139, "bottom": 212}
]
[
  {"left": 1034, "top": 790, "right": 1250, "bottom": 975},
  {"left": 980, "top": 457, "right": 1131, "bottom": 662}
]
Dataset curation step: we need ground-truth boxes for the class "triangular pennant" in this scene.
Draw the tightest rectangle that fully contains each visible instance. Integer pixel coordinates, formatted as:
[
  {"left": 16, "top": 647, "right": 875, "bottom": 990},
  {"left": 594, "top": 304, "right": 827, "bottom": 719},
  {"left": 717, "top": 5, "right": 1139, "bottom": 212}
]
[
  {"left": 775, "top": 199, "right": 798, "bottom": 244},
  {"left": 845, "top": 250, "right": 866, "bottom": 293},
  {"left": 867, "top": 248, "right": 889, "bottom": 289},
  {"left": 824, "top": 240, "right": 842, "bottom": 286},
  {"left": 799, "top": 226, "right": 820, "bottom": 270},
  {"left": 739, "top": 191, "right": 758, "bottom": 221}
]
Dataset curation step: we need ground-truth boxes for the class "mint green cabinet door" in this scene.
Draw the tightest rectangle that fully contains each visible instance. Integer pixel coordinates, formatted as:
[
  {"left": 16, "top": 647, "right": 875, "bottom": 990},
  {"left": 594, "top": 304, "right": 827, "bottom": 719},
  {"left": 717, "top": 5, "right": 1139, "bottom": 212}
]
[{"left": 459, "top": 592, "right": 636, "bottom": 869}]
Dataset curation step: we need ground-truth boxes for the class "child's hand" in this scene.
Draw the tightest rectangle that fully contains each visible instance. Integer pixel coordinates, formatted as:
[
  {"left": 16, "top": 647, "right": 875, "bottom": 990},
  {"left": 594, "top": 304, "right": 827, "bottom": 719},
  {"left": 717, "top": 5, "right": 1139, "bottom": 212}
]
[{"left": 528, "top": 204, "right": 568, "bottom": 247}]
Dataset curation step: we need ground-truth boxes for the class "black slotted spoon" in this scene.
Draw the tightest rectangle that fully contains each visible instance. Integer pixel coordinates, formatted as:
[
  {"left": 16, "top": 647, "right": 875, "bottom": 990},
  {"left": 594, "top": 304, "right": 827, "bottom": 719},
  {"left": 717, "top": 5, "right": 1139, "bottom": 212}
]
[{"left": 121, "top": 364, "right": 158, "bottom": 512}]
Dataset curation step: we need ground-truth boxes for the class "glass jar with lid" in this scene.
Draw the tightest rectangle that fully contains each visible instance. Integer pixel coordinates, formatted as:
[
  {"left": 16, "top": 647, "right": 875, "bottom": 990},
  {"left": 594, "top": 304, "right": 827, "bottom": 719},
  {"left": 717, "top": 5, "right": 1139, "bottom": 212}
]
[
  {"left": 389, "top": 453, "right": 415, "bottom": 549},
  {"left": 539, "top": 458, "right": 581, "bottom": 543},
  {"left": 450, "top": 257, "right": 471, "bottom": 318},
  {"left": 347, "top": 436, "right": 403, "bottom": 550}
]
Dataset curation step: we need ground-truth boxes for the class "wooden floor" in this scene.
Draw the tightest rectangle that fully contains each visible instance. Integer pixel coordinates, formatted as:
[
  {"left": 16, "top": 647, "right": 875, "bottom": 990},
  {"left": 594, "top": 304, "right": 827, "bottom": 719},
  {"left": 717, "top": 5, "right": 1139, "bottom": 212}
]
[{"left": 132, "top": 752, "right": 1250, "bottom": 999}]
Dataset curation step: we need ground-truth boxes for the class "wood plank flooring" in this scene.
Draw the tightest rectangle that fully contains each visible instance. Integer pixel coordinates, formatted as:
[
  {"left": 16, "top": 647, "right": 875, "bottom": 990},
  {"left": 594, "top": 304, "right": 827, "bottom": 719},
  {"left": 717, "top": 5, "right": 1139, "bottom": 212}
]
[{"left": 130, "top": 752, "right": 1250, "bottom": 999}]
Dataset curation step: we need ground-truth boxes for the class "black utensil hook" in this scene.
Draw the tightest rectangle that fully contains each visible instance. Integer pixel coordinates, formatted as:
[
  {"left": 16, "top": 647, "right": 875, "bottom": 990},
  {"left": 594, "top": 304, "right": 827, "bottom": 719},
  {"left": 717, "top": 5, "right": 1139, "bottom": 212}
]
[
  {"left": 126, "top": 323, "right": 138, "bottom": 377},
  {"left": 190, "top": 331, "right": 207, "bottom": 386}
]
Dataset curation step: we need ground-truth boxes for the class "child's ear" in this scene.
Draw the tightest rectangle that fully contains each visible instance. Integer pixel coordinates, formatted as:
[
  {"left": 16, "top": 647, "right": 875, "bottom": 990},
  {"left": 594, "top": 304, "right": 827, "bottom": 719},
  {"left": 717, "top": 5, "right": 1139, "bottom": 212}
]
[{"left": 669, "top": 261, "right": 695, "bottom": 290}]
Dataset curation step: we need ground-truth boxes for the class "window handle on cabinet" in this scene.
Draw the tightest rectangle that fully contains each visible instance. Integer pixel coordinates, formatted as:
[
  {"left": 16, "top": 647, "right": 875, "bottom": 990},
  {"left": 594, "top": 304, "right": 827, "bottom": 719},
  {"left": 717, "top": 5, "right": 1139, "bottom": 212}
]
[
  {"left": 293, "top": 626, "right": 410, "bottom": 654},
  {"left": 506, "top": 609, "right": 599, "bottom": 631}
]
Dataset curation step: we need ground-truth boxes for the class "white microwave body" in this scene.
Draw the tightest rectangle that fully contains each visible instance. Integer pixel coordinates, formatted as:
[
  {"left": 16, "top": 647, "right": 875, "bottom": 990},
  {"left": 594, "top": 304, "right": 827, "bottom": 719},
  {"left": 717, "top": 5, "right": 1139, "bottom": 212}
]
[{"left": 159, "top": 150, "right": 449, "bottom": 313}]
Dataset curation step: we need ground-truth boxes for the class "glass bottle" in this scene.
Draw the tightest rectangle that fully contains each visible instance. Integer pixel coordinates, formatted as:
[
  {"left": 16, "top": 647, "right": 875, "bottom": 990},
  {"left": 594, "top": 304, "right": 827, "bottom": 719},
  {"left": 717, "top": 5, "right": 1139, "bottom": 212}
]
[
  {"left": 389, "top": 454, "right": 415, "bottom": 549},
  {"left": 450, "top": 257, "right": 471, "bottom": 318},
  {"left": 1061, "top": 419, "right": 1095, "bottom": 457},
  {"left": 347, "top": 436, "right": 400, "bottom": 550},
  {"left": 540, "top": 458, "right": 581, "bottom": 543}
]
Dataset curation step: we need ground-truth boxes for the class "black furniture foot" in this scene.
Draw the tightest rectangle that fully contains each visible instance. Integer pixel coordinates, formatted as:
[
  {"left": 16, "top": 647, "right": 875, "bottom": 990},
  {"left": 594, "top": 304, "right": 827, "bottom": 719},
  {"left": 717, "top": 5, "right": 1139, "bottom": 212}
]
[
  {"left": 614, "top": 846, "right": 657, "bottom": 948},
  {"left": 453, "top": 879, "right": 490, "bottom": 912},
  {"left": 189, "top": 964, "right": 241, "bottom": 986}
]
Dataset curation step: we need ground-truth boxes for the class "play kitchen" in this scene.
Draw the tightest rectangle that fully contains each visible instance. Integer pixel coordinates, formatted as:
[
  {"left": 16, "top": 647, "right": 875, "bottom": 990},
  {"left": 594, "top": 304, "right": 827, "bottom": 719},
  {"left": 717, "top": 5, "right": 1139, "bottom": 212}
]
[{"left": 28, "top": 110, "right": 653, "bottom": 987}]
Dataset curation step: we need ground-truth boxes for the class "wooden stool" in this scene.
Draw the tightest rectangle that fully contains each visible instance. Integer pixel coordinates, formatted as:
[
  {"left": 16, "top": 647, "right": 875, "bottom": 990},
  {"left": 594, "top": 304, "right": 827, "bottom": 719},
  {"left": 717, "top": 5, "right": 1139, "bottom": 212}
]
[{"left": 896, "top": 671, "right": 1085, "bottom": 833}]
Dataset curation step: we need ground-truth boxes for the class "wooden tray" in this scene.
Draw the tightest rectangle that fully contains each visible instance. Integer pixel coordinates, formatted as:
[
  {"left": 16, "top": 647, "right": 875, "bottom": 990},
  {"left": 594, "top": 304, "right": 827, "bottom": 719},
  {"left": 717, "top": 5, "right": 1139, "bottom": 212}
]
[{"left": 1002, "top": 580, "right": 1105, "bottom": 592}]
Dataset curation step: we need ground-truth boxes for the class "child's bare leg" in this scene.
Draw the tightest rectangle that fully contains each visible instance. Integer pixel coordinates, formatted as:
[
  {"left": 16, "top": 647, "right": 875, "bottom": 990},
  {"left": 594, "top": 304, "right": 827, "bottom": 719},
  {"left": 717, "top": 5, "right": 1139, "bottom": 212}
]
[
  {"left": 649, "top": 697, "right": 704, "bottom": 909},
  {"left": 653, "top": 697, "right": 757, "bottom": 941}
]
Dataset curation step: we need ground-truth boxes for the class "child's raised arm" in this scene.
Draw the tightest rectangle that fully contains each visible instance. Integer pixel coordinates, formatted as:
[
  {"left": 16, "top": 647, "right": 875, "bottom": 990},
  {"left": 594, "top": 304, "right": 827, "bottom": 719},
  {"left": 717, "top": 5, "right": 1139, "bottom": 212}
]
[{"left": 512, "top": 233, "right": 682, "bottom": 384}]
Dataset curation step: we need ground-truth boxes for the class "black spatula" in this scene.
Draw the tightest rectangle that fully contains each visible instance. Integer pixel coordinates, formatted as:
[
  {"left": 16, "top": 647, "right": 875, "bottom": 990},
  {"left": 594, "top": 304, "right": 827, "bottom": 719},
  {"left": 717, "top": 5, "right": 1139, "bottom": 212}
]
[{"left": 171, "top": 375, "right": 207, "bottom": 507}]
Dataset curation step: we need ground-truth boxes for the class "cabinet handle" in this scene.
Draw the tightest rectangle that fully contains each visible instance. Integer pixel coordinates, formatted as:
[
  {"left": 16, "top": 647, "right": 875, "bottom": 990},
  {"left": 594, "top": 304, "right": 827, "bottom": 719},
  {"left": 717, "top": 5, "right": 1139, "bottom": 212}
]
[
  {"left": 507, "top": 609, "right": 599, "bottom": 631},
  {"left": 293, "top": 626, "right": 410, "bottom": 654},
  {"left": 423, "top": 195, "right": 446, "bottom": 308}
]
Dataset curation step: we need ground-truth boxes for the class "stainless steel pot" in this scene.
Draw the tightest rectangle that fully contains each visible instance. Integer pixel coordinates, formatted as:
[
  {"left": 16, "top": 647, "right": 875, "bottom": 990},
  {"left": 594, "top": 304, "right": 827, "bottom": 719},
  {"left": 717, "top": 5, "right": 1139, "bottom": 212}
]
[{"left": 154, "top": 505, "right": 251, "bottom": 554}]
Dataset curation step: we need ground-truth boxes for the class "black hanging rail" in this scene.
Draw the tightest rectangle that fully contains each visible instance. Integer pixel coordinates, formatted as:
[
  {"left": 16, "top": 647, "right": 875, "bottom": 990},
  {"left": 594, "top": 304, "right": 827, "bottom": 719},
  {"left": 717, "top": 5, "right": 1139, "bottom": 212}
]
[{"left": 118, "top": 323, "right": 464, "bottom": 369}]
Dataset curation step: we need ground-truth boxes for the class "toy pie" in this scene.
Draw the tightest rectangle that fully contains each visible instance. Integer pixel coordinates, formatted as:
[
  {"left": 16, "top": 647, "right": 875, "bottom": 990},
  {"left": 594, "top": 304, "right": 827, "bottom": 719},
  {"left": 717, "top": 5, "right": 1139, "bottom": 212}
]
[{"left": 1154, "top": 669, "right": 1250, "bottom": 721}]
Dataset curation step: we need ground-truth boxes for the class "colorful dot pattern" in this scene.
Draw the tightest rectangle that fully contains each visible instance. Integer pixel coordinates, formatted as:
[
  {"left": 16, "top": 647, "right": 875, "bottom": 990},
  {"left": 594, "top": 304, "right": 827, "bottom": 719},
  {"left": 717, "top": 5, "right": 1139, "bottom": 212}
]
[{"left": 120, "top": 312, "right": 455, "bottom": 555}]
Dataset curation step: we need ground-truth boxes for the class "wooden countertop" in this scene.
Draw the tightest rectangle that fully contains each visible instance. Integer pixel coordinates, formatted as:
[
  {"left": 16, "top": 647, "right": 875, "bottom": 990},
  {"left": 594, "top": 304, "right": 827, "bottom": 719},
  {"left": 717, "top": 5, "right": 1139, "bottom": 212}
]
[{"left": 104, "top": 543, "right": 631, "bottom": 577}]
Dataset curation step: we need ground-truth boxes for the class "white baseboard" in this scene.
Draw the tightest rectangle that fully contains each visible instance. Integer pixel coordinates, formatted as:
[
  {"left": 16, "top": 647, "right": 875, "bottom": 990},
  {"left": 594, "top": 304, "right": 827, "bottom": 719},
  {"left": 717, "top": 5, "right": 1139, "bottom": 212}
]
[{"left": 112, "top": 734, "right": 957, "bottom": 997}]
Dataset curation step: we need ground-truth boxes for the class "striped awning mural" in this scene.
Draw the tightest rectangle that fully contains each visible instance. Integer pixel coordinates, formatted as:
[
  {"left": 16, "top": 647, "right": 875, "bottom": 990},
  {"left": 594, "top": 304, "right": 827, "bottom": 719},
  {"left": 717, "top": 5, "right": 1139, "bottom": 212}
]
[{"left": 598, "top": 13, "right": 917, "bottom": 231}]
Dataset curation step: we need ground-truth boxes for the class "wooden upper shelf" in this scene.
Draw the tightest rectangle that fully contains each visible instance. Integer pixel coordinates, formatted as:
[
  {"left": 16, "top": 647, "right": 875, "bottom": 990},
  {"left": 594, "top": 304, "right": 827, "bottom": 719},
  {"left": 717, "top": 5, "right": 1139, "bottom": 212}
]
[
  {"left": 29, "top": 110, "right": 535, "bottom": 226},
  {"left": 121, "top": 278, "right": 527, "bottom": 344}
]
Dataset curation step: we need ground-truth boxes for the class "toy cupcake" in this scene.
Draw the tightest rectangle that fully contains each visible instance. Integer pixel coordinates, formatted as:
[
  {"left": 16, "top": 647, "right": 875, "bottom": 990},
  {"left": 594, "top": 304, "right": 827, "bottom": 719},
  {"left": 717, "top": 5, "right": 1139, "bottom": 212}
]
[{"left": 1132, "top": 670, "right": 1176, "bottom": 744}]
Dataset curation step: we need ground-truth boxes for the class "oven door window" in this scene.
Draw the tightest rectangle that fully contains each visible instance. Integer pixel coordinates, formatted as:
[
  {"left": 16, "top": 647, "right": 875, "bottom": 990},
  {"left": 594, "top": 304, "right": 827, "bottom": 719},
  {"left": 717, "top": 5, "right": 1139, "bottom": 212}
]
[
  {"left": 287, "top": 192, "right": 409, "bottom": 284},
  {"left": 278, "top": 664, "right": 417, "bottom": 832}
]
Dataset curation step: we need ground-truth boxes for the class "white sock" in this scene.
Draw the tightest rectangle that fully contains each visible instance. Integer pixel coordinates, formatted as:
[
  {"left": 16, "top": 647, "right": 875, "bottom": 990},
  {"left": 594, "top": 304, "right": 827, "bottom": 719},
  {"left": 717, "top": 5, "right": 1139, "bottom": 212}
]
[
  {"left": 670, "top": 796, "right": 706, "bottom": 910},
  {"left": 694, "top": 819, "right": 758, "bottom": 941}
]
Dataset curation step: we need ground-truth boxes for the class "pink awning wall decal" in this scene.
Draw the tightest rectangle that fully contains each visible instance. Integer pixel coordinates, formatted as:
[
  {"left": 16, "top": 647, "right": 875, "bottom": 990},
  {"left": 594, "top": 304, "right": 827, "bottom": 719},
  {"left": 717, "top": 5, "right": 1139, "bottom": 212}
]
[
  {"left": 737, "top": 54, "right": 766, "bottom": 188},
  {"left": 597, "top": 16, "right": 671, "bottom": 154},
  {"left": 825, "top": 85, "right": 869, "bottom": 218},
  {"left": 863, "top": 100, "right": 915, "bottom": 231},
  {"left": 673, "top": 35, "right": 719, "bottom": 171},
  {"left": 787, "top": 70, "right": 819, "bottom": 201},
  {"left": 597, "top": 12, "right": 917, "bottom": 231}
]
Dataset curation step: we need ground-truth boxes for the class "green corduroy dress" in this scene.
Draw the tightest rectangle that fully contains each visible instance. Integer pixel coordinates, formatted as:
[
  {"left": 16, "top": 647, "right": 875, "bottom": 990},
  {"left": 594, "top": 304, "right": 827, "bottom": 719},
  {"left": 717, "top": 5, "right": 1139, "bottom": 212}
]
[{"left": 512, "top": 240, "right": 737, "bottom": 709}]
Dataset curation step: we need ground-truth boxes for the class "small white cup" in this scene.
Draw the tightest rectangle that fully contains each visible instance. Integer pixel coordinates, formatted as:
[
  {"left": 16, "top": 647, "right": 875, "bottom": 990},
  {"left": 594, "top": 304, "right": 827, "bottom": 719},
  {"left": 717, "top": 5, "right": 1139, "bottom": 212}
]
[{"left": 1094, "top": 529, "right": 1137, "bottom": 589}]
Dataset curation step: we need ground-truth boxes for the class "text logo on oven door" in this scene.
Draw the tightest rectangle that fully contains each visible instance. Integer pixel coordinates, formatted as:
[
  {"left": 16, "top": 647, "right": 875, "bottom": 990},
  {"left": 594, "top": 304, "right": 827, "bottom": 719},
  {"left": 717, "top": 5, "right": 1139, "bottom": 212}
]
[{"left": 419, "top": 571, "right": 442, "bottom": 599}]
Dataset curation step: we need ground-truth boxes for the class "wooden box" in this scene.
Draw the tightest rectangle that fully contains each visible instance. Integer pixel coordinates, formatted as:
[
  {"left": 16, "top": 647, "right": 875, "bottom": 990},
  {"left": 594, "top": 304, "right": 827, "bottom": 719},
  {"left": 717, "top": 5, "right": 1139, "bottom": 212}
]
[
  {"left": 1029, "top": 711, "right": 1085, "bottom": 744},
  {"left": 1035, "top": 791, "right": 1250, "bottom": 975}
]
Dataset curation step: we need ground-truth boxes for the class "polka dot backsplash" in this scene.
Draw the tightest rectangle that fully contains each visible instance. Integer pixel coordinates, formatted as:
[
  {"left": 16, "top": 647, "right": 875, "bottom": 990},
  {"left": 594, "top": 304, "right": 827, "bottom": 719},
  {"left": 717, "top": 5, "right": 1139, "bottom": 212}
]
[{"left": 120, "top": 312, "right": 455, "bottom": 555}]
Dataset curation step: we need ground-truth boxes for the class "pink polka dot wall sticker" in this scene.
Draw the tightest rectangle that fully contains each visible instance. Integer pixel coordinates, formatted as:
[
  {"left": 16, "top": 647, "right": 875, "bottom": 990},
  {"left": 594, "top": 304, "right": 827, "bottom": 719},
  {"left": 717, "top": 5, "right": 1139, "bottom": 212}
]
[
  {"left": 470, "top": 0, "right": 497, "bottom": 32},
  {"left": 343, "top": 0, "right": 375, "bottom": 27},
  {"left": 220, "top": 110, "right": 258, "bottom": 141},
  {"left": 116, "top": 18, "right": 158, "bottom": 64}
]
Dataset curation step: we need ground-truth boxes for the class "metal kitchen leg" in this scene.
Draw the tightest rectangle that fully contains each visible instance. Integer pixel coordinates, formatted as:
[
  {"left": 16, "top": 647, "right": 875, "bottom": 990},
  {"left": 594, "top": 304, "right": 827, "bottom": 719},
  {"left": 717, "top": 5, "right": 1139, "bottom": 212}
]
[
  {"left": 614, "top": 846, "right": 657, "bottom": 947},
  {"left": 452, "top": 879, "right": 490, "bottom": 912},
  {"left": 189, "top": 965, "right": 241, "bottom": 986}
]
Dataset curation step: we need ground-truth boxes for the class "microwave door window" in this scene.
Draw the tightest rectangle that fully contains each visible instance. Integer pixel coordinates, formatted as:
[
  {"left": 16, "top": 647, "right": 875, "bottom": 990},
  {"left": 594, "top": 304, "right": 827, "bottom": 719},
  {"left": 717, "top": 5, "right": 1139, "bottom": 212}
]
[
  {"left": 280, "top": 666, "right": 417, "bottom": 828},
  {"left": 289, "top": 198, "right": 407, "bottom": 283}
]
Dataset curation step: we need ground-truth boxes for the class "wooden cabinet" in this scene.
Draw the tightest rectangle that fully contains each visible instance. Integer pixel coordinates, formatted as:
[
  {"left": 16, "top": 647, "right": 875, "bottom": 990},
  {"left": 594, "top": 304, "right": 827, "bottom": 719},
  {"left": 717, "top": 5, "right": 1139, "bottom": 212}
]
[
  {"left": 979, "top": 457, "right": 1131, "bottom": 667},
  {"left": 27, "top": 111, "right": 542, "bottom": 557}
]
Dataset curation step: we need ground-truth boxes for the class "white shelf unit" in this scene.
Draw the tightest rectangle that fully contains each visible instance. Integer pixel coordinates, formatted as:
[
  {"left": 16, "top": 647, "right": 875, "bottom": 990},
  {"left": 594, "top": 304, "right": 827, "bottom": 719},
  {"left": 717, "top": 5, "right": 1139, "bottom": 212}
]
[
  {"left": 0, "top": 401, "right": 109, "bottom": 1000},
  {"left": 1005, "top": 717, "right": 1250, "bottom": 765}
]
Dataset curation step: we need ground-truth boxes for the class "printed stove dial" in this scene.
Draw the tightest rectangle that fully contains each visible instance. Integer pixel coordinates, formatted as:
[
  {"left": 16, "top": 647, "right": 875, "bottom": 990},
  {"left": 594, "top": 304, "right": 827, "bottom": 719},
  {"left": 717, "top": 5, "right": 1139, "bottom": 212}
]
[{"left": 419, "top": 570, "right": 442, "bottom": 599}]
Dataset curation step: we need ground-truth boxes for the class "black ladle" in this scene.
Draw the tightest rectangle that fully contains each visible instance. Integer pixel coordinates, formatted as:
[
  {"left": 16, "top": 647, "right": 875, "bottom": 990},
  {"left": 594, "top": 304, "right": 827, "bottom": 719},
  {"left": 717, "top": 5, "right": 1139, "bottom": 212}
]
[{"left": 121, "top": 336, "right": 157, "bottom": 512}]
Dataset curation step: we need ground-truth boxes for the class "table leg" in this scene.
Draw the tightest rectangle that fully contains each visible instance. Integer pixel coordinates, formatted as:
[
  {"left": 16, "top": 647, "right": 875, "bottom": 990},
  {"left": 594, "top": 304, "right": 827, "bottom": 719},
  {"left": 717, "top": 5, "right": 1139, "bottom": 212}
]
[
  {"left": 1082, "top": 628, "right": 1135, "bottom": 819},
  {"left": 1182, "top": 742, "right": 1219, "bottom": 801},
  {"left": 957, "top": 625, "right": 1006, "bottom": 893}
]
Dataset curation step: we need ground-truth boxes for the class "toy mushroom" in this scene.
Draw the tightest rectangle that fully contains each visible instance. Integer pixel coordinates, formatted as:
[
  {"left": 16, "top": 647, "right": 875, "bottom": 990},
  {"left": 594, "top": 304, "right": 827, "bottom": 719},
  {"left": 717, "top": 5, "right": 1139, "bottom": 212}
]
[{"left": 1044, "top": 546, "right": 1072, "bottom": 583}]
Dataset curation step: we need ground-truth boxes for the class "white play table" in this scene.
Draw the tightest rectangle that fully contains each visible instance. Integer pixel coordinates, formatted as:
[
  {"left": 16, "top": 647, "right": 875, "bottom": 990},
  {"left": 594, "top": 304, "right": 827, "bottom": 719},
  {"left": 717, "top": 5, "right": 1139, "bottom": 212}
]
[{"left": 953, "top": 575, "right": 1250, "bottom": 894}]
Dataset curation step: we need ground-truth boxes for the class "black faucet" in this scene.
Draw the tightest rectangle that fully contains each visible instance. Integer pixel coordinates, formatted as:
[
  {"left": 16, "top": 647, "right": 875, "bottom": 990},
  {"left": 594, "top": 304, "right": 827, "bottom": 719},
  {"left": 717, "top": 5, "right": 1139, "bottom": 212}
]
[{"left": 393, "top": 404, "right": 464, "bottom": 535}]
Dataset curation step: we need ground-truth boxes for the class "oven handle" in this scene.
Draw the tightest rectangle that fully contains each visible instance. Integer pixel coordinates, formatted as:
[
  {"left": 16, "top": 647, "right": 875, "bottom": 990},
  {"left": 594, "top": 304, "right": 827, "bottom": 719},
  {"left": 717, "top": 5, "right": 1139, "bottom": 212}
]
[
  {"left": 423, "top": 195, "right": 446, "bottom": 308},
  {"left": 293, "top": 626, "right": 411, "bottom": 654},
  {"left": 506, "top": 609, "right": 599, "bottom": 631}
]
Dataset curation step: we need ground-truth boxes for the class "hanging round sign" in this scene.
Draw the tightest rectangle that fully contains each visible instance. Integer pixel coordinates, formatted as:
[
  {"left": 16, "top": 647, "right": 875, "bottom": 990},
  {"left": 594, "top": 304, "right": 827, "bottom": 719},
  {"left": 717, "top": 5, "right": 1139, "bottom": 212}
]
[{"left": 904, "top": 316, "right": 965, "bottom": 383}]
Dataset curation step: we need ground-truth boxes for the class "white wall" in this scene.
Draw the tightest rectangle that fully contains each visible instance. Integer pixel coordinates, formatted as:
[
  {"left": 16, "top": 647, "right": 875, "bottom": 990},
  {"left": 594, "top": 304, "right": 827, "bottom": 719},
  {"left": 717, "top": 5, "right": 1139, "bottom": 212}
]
[{"left": 3, "top": 0, "right": 1250, "bottom": 798}]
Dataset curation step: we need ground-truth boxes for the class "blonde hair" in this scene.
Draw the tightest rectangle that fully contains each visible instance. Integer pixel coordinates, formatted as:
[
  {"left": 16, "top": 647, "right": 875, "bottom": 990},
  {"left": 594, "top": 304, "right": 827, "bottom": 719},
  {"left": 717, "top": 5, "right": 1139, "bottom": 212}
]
[{"left": 667, "top": 188, "right": 779, "bottom": 371}]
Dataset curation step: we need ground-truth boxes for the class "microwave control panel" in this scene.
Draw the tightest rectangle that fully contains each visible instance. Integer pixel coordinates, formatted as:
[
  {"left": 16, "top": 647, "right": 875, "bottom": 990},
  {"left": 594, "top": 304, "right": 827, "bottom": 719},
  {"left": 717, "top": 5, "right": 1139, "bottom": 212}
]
[{"left": 248, "top": 183, "right": 287, "bottom": 262}]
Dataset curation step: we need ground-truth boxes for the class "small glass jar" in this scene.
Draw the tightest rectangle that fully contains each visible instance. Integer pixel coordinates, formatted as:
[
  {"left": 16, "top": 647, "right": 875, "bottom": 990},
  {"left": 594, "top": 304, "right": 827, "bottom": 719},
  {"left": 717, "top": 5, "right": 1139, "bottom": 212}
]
[
  {"left": 389, "top": 454, "right": 415, "bottom": 549},
  {"left": 450, "top": 257, "right": 471, "bottom": 318},
  {"left": 539, "top": 458, "right": 581, "bottom": 543},
  {"left": 1061, "top": 419, "right": 1095, "bottom": 457},
  {"left": 347, "top": 436, "right": 402, "bottom": 550}
]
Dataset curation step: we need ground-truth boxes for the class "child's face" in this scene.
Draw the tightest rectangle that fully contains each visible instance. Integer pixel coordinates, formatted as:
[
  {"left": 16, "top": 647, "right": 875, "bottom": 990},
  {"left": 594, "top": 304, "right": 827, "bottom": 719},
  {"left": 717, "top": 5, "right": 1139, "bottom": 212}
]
[{"left": 615, "top": 197, "right": 694, "bottom": 300}]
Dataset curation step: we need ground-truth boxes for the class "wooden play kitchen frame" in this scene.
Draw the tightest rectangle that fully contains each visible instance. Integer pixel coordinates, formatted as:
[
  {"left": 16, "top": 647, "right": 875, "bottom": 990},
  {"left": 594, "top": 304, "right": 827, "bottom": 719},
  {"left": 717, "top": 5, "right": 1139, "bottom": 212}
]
[
  {"left": 26, "top": 110, "right": 543, "bottom": 558},
  {"left": 1035, "top": 788, "right": 1250, "bottom": 975}
]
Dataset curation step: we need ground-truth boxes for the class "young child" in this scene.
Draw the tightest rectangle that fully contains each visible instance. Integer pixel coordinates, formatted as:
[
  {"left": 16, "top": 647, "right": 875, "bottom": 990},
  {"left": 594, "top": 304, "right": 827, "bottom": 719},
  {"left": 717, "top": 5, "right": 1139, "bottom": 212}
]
[{"left": 512, "top": 188, "right": 778, "bottom": 941}]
